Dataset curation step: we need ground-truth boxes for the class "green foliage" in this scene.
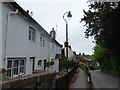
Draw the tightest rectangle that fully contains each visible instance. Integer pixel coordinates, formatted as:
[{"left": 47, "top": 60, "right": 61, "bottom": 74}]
[
  {"left": 79, "top": 62, "right": 86, "bottom": 71},
  {"left": 79, "top": 62, "right": 90, "bottom": 73},
  {"left": 81, "top": 2, "right": 120, "bottom": 77},
  {"left": 60, "top": 60, "right": 77, "bottom": 70},
  {"left": 44, "top": 61, "right": 54, "bottom": 67},
  {"left": 51, "top": 61, "right": 54, "bottom": 65},
  {"left": 81, "top": 2, "right": 120, "bottom": 55},
  {"left": 0, "top": 75, "right": 10, "bottom": 81},
  {"left": 93, "top": 44, "right": 107, "bottom": 61},
  {"left": 60, "top": 60, "right": 67, "bottom": 69},
  {"left": 92, "top": 43, "right": 120, "bottom": 77},
  {"left": 67, "top": 60, "right": 77, "bottom": 68}
]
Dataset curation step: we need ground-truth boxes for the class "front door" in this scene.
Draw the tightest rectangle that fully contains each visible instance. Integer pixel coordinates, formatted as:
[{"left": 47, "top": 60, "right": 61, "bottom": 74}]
[
  {"left": 44, "top": 59, "right": 46, "bottom": 70},
  {"left": 30, "top": 57, "right": 35, "bottom": 71}
]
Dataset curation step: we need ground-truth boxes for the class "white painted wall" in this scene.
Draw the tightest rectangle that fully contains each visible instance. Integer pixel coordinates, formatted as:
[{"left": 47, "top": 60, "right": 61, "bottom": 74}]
[
  {"left": 64, "top": 47, "right": 74, "bottom": 59},
  {"left": 0, "top": 2, "right": 2, "bottom": 68},
  {"left": 2, "top": 2, "right": 62, "bottom": 75},
  {"left": 68, "top": 48, "right": 74, "bottom": 58},
  {"left": 52, "top": 59, "right": 59, "bottom": 72},
  {"left": 48, "top": 41, "right": 61, "bottom": 72}
]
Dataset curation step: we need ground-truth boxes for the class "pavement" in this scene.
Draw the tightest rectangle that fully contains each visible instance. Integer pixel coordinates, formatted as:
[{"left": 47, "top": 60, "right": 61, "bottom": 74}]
[{"left": 69, "top": 68, "right": 89, "bottom": 89}]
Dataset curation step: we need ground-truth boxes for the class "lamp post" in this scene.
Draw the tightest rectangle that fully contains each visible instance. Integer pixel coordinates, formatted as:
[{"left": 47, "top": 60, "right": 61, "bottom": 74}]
[{"left": 63, "top": 11, "right": 72, "bottom": 72}]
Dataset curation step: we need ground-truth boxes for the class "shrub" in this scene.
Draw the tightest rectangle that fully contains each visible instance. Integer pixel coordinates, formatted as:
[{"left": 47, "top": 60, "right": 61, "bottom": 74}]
[
  {"left": 60, "top": 60, "right": 77, "bottom": 69},
  {"left": 0, "top": 75, "right": 10, "bottom": 81},
  {"left": 44, "top": 61, "right": 54, "bottom": 67}
]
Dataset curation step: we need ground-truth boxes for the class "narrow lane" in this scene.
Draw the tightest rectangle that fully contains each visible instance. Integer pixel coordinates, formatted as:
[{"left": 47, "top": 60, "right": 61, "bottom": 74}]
[
  {"left": 90, "top": 70, "right": 120, "bottom": 89},
  {"left": 69, "top": 68, "right": 88, "bottom": 89}
]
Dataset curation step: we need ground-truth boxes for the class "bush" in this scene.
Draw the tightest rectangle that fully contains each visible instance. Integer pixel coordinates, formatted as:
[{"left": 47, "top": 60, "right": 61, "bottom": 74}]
[
  {"left": 0, "top": 75, "right": 10, "bottom": 81},
  {"left": 44, "top": 61, "right": 54, "bottom": 67},
  {"left": 79, "top": 62, "right": 86, "bottom": 70},
  {"left": 60, "top": 60, "right": 77, "bottom": 70}
]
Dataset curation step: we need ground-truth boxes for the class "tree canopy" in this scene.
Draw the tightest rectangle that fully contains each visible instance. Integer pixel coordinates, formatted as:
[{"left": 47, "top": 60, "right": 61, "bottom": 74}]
[
  {"left": 81, "top": 1, "right": 120, "bottom": 77},
  {"left": 81, "top": 2, "right": 120, "bottom": 55}
]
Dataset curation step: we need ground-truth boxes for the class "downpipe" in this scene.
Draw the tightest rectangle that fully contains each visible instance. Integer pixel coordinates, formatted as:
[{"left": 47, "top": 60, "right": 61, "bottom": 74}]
[{"left": 4, "top": 9, "right": 18, "bottom": 68}]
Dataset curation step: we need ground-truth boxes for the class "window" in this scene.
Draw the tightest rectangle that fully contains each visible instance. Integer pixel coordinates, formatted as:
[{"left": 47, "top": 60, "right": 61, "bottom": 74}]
[
  {"left": 13, "top": 60, "right": 19, "bottom": 76},
  {"left": 55, "top": 45, "right": 57, "bottom": 51},
  {"left": 29, "top": 26, "right": 36, "bottom": 42},
  {"left": 50, "top": 41, "right": 54, "bottom": 49},
  {"left": 7, "top": 60, "right": 12, "bottom": 77},
  {"left": 7, "top": 58, "right": 26, "bottom": 77},
  {"left": 38, "top": 60, "right": 42, "bottom": 67},
  {"left": 40, "top": 34, "right": 44, "bottom": 46},
  {"left": 20, "top": 60, "right": 25, "bottom": 74}
]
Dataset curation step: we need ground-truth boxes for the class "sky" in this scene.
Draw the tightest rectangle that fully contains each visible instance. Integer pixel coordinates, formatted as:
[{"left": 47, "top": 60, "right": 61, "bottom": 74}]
[{"left": 15, "top": 0, "right": 95, "bottom": 55}]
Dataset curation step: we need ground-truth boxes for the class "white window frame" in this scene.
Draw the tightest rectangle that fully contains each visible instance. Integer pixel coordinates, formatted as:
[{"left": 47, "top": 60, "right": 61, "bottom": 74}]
[
  {"left": 38, "top": 60, "right": 42, "bottom": 68},
  {"left": 7, "top": 58, "right": 26, "bottom": 77},
  {"left": 20, "top": 59, "right": 26, "bottom": 75},
  {"left": 40, "top": 34, "right": 44, "bottom": 46},
  {"left": 13, "top": 59, "right": 19, "bottom": 77},
  {"left": 50, "top": 41, "right": 54, "bottom": 49},
  {"left": 7, "top": 59, "right": 13, "bottom": 77},
  {"left": 29, "top": 26, "right": 36, "bottom": 42}
]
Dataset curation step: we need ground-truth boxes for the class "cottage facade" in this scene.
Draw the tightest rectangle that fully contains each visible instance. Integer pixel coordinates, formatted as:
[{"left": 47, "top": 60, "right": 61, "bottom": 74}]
[{"left": 0, "top": 2, "right": 62, "bottom": 77}]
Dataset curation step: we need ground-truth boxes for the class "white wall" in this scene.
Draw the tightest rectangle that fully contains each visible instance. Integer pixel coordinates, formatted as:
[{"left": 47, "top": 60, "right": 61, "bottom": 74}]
[
  {"left": 2, "top": 3, "right": 62, "bottom": 75},
  {"left": 64, "top": 47, "right": 74, "bottom": 59},
  {"left": 52, "top": 59, "right": 59, "bottom": 72},
  {"left": 0, "top": 2, "right": 2, "bottom": 68},
  {"left": 68, "top": 48, "right": 74, "bottom": 58}
]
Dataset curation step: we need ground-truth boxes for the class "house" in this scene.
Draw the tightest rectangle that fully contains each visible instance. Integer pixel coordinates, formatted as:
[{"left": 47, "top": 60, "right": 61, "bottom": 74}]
[
  {"left": 0, "top": 1, "right": 62, "bottom": 77},
  {"left": 63, "top": 43, "right": 75, "bottom": 60},
  {"left": 73, "top": 52, "right": 81, "bottom": 62}
]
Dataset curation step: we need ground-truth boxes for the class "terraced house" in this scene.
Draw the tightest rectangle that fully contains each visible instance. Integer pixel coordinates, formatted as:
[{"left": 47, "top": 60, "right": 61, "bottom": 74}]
[{"left": 0, "top": 1, "right": 62, "bottom": 78}]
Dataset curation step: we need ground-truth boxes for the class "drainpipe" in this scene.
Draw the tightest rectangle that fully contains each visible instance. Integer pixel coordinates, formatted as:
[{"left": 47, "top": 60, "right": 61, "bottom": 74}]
[{"left": 4, "top": 9, "right": 18, "bottom": 69}]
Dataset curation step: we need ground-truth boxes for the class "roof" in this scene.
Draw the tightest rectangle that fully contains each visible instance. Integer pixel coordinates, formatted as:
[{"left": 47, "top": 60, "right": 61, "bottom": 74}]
[
  {"left": 55, "top": 54, "right": 64, "bottom": 59},
  {"left": 7, "top": 2, "right": 62, "bottom": 47}
]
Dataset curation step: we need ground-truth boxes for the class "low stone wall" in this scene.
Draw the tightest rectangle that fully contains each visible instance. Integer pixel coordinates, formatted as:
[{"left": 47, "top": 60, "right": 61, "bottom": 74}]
[{"left": 1, "top": 70, "right": 56, "bottom": 89}]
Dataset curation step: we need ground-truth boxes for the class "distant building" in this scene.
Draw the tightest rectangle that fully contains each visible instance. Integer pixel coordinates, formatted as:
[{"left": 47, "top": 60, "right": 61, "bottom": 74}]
[
  {"left": 63, "top": 42, "right": 74, "bottom": 60},
  {"left": 0, "top": 2, "right": 62, "bottom": 77}
]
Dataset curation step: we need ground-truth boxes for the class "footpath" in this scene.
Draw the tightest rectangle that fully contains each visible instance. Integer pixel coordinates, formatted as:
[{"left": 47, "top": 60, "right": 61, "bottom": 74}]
[{"left": 69, "top": 68, "right": 89, "bottom": 89}]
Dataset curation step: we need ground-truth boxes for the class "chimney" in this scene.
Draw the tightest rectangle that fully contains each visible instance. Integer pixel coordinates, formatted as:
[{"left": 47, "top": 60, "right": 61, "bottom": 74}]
[
  {"left": 26, "top": 10, "right": 29, "bottom": 14},
  {"left": 50, "top": 28, "right": 56, "bottom": 39}
]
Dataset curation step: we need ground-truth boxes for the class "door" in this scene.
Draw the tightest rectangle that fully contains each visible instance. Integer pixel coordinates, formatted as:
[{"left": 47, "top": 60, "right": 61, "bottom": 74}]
[
  {"left": 30, "top": 57, "right": 35, "bottom": 71},
  {"left": 44, "top": 59, "right": 46, "bottom": 70}
]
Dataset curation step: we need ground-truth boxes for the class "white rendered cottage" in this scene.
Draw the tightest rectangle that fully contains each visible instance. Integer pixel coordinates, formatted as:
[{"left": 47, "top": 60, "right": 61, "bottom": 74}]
[{"left": 0, "top": 2, "right": 62, "bottom": 77}]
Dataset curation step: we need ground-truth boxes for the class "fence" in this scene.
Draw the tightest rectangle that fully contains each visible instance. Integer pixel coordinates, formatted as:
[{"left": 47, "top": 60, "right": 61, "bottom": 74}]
[{"left": 55, "top": 65, "right": 79, "bottom": 90}]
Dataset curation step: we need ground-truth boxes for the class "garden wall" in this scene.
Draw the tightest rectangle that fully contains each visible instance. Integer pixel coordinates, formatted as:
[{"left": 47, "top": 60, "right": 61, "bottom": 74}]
[{"left": 0, "top": 70, "right": 56, "bottom": 89}]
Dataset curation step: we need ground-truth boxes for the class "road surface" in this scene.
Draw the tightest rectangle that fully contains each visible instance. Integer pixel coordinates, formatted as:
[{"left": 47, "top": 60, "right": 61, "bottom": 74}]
[{"left": 90, "top": 70, "right": 120, "bottom": 89}]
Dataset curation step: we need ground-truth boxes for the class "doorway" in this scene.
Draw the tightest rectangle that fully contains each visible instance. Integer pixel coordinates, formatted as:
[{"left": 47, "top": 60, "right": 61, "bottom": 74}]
[{"left": 30, "top": 57, "right": 35, "bottom": 71}]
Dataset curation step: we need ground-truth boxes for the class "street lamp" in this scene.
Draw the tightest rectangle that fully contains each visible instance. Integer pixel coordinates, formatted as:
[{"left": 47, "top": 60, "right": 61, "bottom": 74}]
[{"left": 63, "top": 11, "right": 72, "bottom": 72}]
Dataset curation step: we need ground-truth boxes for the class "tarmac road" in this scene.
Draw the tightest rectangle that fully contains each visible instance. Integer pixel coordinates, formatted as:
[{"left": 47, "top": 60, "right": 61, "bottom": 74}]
[{"left": 90, "top": 70, "right": 120, "bottom": 89}]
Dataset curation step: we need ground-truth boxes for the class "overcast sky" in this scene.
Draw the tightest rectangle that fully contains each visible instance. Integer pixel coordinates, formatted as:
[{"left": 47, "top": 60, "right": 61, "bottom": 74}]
[{"left": 15, "top": 0, "right": 95, "bottom": 55}]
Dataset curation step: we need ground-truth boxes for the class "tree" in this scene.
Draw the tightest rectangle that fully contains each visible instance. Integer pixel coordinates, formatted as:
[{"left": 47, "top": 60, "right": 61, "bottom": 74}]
[
  {"left": 81, "top": 1, "right": 120, "bottom": 77},
  {"left": 81, "top": 2, "right": 120, "bottom": 55}
]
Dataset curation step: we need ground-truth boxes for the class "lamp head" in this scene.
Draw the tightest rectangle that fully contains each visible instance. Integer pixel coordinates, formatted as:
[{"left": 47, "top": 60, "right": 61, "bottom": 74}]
[{"left": 67, "top": 11, "right": 72, "bottom": 19}]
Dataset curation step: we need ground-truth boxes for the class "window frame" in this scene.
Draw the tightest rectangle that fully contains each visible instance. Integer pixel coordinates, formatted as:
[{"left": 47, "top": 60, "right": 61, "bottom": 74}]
[
  {"left": 7, "top": 59, "right": 13, "bottom": 77},
  {"left": 13, "top": 59, "right": 19, "bottom": 76},
  {"left": 38, "top": 60, "right": 42, "bottom": 68},
  {"left": 29, "top": 26, "right": 36, "bottom": 42},
  {"left": 7, "top": 58, "right": 26, "bottom": 77},
  {"left": 40, "top": 34, "right": 44, "bottom": 46},
  {"left": 50, "top": 41, "right": 53, "bottom": 49},
  {"left": 20, "top": 59, "right": 26, "bottom": 75}
]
